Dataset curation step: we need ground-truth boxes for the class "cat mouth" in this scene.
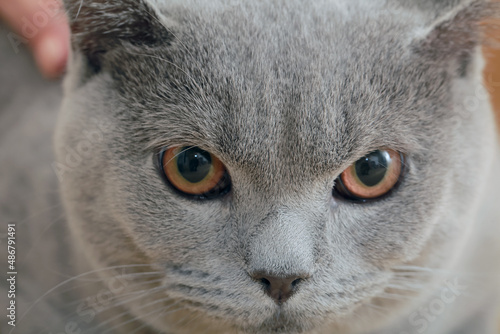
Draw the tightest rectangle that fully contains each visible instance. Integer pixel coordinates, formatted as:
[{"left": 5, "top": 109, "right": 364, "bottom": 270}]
[
  {"left": 241, "top": 310, "right": 319, "bottom": 334},
  {"left": 247, "top": 322, "right": 311, "bottom": 334}
]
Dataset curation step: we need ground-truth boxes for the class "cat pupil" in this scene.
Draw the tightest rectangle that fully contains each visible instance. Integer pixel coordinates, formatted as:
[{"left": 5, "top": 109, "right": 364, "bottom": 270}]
[
  {"left": 355, "top": 150, "right": 390, "bottom": 187},
  {"left": 177, "top": 147, "right": 212, "bottom": 183}
]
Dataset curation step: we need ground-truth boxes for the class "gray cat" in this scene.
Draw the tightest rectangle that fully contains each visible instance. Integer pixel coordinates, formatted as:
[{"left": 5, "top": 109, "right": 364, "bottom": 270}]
[{"left": 1, "top": 0, "right": 500, "bottom": 333}]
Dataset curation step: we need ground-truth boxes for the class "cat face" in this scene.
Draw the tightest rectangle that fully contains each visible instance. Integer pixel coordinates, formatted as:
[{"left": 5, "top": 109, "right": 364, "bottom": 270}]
[{"left": 55, "top": 0, "right": 498, "bottom": 333}]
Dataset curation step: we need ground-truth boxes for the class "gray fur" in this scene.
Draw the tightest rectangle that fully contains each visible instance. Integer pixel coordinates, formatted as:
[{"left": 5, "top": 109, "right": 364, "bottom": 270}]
[{"left": 1, "top": 0, "right": 500, "bottom": 333}]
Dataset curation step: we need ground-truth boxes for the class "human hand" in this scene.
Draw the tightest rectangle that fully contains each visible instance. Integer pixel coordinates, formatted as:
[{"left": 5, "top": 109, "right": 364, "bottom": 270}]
[{"left": 0, "top": 0, "right": 69, "bottom": 78}]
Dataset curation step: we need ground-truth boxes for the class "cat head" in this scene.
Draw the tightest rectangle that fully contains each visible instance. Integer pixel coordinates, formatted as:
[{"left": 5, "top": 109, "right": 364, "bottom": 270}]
[{"left": 55, "top": 0, "right": 499, "bottom": 333}]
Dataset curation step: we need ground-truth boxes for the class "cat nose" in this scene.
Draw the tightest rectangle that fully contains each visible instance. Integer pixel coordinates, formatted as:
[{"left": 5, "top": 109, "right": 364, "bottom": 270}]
[{"left": 251, "top": 272, "right": 309, "bottom": 305}]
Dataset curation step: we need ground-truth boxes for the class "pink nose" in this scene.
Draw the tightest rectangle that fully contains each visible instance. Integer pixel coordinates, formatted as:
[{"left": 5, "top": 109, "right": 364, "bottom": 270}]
[{"left": 251, "top": 272, "right": 308, "bottom": 304}]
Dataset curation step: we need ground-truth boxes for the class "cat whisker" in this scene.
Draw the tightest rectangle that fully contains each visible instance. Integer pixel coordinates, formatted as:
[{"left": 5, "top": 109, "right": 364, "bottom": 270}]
[
  {"left": 48, "top": 272, "right": 165, "bottom": 316},
  {"left": 52, "top": 269, "right": 164, "bottom": 284},
  {"left": 15, "top": 264, "right": 162, "bottom": 324},
  {"left": 363, "top": 303, "right": 392, "bottom": 317},
  {"left": 130, "top": 310, "right": 178, "bottom": 334},
  {"left": 391, "top": 272, "right": 429, "bottom": 278},
  {"left": 53, "top": 282, "right": 169, "bottom": 332},
  {"left": 94, "top": 294, "right": 175, "bottom": 331},
  {"left": 99, "top": 297, "right": 184, "bottom": 334},
  {"left": 59, "top": 277, "right": 166, "bottom": 309},
  {"left": 102, "top": 307, "right": 168, "bottom": 334},
  {"left": 13, "top": 202, "right": 63, "bottom": 228},
  {"left": 387, "top": 284, "right": 425, "bottom": 293},
  {"left": 17, "top": 212, "right": 66, "bottom": 266},
  {"left": 374, "top": 292, "right": 414, "bottom": 302},
  {"left": 128, "top": 306, "right": 173, "bottom": 334},
  {"left": 163, "top": 146, "right": 196, "bottom": 165},
  {"left": 125, "top": 49, "right": 208, "bottom": 102},
  {"left": 390, "top": 275, "right": 426, "bottom": 283},
  {"left": 141, "top": 8, "right": 210, "bottom": 97},
  {"left": 392, "top": 265, "right": 468, "bottom": 276},
  {"left": 171, "top": 310, "right": 206, "bottom": 334},
  {"left": 344, "top": 309, "right": 370, "bottom": 333},
  {"left": 93, "top": 285, "right": 168, "bottom": 317},
  {"left": 75, "top": 0, "right": 83, "bottom": 19}
]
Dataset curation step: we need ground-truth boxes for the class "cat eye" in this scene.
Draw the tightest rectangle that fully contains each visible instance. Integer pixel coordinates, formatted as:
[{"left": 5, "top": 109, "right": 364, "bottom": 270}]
[
  {"left": 159, "top": 146, "right": 231, "bottom": 199},
  {"left": 333, "top": 149, "right": 404, "bottom": 202}
]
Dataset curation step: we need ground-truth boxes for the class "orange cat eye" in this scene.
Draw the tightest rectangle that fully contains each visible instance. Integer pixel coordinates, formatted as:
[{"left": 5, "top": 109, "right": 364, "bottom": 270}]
[
  {"left": 334, "top": 149, "right": 404, "bottom": 201},
  {"left": 160, "top": 146, "right": 231, "bottom": 198}
]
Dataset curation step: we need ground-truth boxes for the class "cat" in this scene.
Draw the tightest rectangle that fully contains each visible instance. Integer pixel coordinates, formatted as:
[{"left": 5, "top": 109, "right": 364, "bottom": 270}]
[{"left": 1, "top": 0, "right": 500, "bottom": 333}]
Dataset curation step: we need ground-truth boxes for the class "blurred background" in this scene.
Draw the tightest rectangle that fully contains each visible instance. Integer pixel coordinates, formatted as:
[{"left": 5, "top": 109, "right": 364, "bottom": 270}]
[{"left": 483, "top": 7, "right": 500, "bottom": 130}]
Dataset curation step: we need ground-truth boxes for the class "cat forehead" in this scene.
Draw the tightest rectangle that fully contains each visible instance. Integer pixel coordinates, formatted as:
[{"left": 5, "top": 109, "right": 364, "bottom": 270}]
[
  {"left": 165, "top": 0, "right": 420, "bottom": 56},
  {"left": 108, "top": 0, "right": 450, "bottom": 177}
]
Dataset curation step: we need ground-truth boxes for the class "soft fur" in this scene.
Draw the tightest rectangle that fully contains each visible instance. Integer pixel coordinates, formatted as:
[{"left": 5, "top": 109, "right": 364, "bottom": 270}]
[{"left": 1, "top": 0, "right": 500, "bottom": 333}]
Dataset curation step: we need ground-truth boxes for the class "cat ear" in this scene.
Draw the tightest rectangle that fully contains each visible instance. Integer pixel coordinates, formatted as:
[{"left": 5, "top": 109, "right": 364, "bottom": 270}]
[
  {"left": 411, "top": 0, "right": 499, "bottom": 67},
  {"left": 62, "top": 0, "right": 171, "bottom": 71}
]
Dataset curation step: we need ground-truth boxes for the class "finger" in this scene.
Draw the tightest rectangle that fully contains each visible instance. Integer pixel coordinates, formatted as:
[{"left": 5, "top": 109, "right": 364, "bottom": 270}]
[
  {"left": 0, "top": 0, "right": 45, "bottom": 36},
  {"left": 0, "top": 0, "right": 69, "bottom": 78},
  {"left": 33, "top": 13, "right": 69, "bottom": 78}
]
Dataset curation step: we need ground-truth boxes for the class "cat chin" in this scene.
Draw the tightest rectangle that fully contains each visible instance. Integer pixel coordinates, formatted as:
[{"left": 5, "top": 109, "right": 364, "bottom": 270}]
[
  {"left": 235, "top": 307, "right": 399, "bottom": 334},
  {"left": 186, "top": 312, "right": 321, "bottom": 334},
  {"left": 133, "top": 298, "right": 342, "bottom": 334},
  {"left": 142, "top": 300, "right": 394, "bottom": 334}
]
